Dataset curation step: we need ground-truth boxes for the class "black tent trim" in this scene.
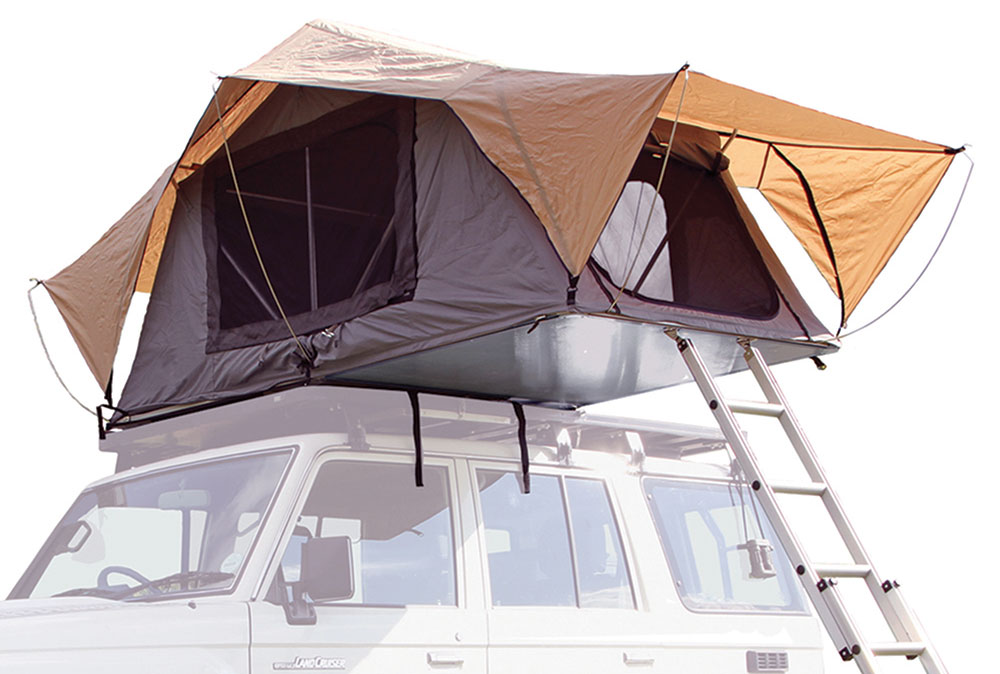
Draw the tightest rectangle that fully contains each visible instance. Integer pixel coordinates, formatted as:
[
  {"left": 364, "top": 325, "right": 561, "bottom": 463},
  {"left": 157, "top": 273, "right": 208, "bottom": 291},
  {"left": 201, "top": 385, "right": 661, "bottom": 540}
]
[
  {"left": 770, "top": 146, "right": 846, "bottom": 331},
  {"left": 408, "top": 390, "right": 424, "bottom": 488}
]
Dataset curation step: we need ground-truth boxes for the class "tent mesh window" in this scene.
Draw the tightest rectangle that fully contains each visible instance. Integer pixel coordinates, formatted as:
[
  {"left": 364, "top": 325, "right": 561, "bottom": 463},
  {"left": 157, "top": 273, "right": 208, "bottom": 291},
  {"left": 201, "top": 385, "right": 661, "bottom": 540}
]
[
  {"left": 205, "top": 96, "right": 416, "bottom": 352},
  {"left": 591, "top": 148, "right": 779, "bottom": 319}
]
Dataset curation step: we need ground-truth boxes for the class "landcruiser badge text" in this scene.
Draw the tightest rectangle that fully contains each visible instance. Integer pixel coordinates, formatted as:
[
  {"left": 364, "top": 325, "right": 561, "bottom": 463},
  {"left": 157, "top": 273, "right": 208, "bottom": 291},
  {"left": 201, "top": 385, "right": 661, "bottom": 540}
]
[{"left": 273, "top": 656, "right": 347, "bottom": 670}]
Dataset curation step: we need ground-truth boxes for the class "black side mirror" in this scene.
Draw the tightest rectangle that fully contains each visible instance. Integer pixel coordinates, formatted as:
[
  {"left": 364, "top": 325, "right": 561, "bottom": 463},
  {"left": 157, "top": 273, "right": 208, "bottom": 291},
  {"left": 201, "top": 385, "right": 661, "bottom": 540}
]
[
  {"left": 280, "top": 535, "right": 355, "bottom": 626},
  {"left": 301, "top": 535, "right": 354, "bottom": 602}
]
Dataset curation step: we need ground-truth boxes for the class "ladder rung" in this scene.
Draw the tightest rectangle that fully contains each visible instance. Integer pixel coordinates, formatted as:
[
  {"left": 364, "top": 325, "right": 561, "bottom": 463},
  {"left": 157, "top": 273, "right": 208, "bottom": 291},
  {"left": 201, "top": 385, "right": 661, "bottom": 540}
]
[
  {"left": 726, "top": 399, "right": 785, "bottom": 417},
  {"left": 770, "top": 481, "right": 827, "bottom": 496},
  {"left": 813, "top": 563, "right": 872, "bottom": 578},
  {"left": 870, "top": 642, "right": 925, "bottom": 657}
]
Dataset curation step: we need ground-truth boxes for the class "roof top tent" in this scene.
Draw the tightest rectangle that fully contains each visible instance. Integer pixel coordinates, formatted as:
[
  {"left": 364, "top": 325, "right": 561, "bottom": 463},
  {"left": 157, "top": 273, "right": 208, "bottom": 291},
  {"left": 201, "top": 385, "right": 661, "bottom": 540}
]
[{"left": 39, "top": 20, "right": 959, "bottom": 425}]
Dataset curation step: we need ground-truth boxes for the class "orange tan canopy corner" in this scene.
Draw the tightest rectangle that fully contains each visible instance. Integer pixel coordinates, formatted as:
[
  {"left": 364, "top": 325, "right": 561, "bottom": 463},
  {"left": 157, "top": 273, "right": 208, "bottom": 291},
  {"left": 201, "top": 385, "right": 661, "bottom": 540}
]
[
  {"left": 43, "top": 164, "right": 175, "bottom": 389},
  {"left": 42, "top": 20, "right": 958, "bottom": 392},
  {"left": 664, "top": 72, "right": 956, "bottom": 322}
]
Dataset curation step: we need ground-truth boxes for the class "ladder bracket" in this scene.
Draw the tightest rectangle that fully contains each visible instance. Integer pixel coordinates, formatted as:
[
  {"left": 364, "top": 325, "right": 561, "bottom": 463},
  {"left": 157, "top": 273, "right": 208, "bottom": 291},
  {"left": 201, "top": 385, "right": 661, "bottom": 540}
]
[
  {"left": 838, "top": 644, "right": 862, "bottom": 661},
  {"left": 881, "top": 579, "right": 900, "bottom": 593}
]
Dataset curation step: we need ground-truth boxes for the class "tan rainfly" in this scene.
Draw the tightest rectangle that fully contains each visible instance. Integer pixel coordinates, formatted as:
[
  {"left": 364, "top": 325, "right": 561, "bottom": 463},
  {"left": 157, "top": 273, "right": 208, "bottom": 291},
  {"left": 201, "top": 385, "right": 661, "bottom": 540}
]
[{"left": 42, "top": 20, "right": 956, "bottom": 390}]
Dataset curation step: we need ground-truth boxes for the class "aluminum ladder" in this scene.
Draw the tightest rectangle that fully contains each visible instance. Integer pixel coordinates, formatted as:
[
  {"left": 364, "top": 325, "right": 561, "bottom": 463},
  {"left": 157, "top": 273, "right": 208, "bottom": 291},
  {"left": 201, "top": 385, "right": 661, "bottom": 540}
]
[{"left": 667, "top": 330, "right": 948, "bottom": 674}]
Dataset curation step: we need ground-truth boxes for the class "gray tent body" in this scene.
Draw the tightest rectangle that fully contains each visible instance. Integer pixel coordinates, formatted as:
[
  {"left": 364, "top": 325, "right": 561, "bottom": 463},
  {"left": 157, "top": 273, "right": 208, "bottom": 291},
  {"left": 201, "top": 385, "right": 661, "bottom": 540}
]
[{"left": 116, "top": 88, "right": 831, "bottom": 424}]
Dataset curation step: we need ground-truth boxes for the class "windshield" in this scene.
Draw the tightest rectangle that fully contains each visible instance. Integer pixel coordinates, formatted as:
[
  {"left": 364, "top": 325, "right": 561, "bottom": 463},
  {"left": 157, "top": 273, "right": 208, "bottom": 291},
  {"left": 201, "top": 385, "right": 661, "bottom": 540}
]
[{"left": 10, "top": 450, "right": 291, "bottom": 601}]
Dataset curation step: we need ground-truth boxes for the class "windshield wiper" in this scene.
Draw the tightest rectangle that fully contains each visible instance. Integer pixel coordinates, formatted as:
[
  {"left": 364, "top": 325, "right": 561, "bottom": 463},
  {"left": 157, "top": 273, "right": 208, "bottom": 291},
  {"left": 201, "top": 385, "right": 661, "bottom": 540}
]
[
  {"left": 52, "top": 586, "right": 122, "bottom": 600},
  {"left": 115, "top": 570, "right": 235, "bottom": 600}
]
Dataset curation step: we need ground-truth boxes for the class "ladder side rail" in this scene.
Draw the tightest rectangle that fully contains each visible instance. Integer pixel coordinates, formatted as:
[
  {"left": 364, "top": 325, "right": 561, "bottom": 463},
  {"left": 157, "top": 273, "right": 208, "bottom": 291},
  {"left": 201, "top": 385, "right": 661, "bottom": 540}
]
[
  {"left": 742, "top": 344, "right": 949, "bottom": 674},
  {"left": 672, "top": 335, "right": 880, "bottom": 673},
  {"left": 743, "top": 345, "right": 873, "bottom": 564},
  {"left": 744, "top": 347, "right": 917, "bottom": 635}
]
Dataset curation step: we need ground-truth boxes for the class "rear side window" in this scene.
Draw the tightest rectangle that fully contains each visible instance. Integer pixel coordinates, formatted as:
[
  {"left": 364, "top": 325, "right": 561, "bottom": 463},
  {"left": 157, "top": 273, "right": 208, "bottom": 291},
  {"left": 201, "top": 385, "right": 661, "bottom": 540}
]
[
  {"left": 644, "top": 478, "right": 804, "bottom": 613},
  {"left": 477, "top": 470, "right": 634, "bottom": 609}
]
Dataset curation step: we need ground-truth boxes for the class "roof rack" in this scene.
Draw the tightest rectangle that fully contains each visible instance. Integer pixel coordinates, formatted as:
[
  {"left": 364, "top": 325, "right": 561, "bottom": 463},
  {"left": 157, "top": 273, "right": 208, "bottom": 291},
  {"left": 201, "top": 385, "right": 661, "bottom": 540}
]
[{"left": 103, "top": 386, "right": 725, "bottom": 470}]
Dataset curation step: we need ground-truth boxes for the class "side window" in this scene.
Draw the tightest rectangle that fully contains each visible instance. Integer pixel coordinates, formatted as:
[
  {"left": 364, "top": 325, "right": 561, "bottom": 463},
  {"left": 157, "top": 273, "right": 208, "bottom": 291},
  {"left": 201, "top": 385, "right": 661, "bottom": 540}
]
[
  {"left": 643, "top": 478, "right": 804, "bottom": 613},
  {"left": 478, "top": 472, "right": 575, "bottom": 607},
  {"left": 477, "top": 470, "right": 634, "bottom": 609},
  {"left": 565, "top": 478, "right": 634, "bottom": 609},
  {"left": 279, "top": 460, "right": 455, "bottom": 606}
]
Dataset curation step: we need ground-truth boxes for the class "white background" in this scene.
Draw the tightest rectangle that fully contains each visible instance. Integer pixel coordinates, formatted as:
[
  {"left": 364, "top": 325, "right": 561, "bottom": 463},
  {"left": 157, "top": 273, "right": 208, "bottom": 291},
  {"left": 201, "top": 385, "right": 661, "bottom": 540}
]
[{"left": 0, "top": 2, "right": 995, "bottom": 672}]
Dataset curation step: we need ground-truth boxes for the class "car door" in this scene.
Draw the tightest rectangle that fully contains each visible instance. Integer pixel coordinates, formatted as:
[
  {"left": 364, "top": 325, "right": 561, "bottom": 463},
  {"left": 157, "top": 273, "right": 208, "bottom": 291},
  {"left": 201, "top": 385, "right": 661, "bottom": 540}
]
[
  {"left": 472, "top": 461, "right": 668, "bottom": 673},
  {"left": 250, "top": 451, "right": 486, "bottom": 673}
]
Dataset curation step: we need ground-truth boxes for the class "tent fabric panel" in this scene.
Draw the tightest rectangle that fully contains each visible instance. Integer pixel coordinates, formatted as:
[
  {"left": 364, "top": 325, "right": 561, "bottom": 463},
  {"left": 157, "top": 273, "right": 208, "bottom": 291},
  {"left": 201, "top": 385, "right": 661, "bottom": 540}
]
[
  {"left": 44, "top": 163, "right": 176, "bottom": 388},
  {"left": 305, "top": 99, "right": 575, "bottom": 376},
  {"left": 609, "top": 139, "right": 778, "bottom": 318},
  {"left": 233, "top": 20, "right": 497, "bottom": 99},
  {"left": 648, "top": 119, "right": 728, "bottom": 172},
  {"left": 120, "top": 172, "right": 317, "bottom": 412},
  {"left": 135, "top": 81, "right": 281, "bottom": 293},
  {"left": 665, "top": 72, "right": 946, "bottom": 151},
  {"left": 574, "top": 269, "right": 826, "bottom": 342},
  {"left": 575, "top": 146, "right": 829, "bottom": 342},
  {"left": 234, "top": 21, "right": 677, "bottom": 278},
  {"left": 175, "top": 80, "right": 280, "bottom": 180},
  {"left": 181, "top": 83, "right": 370, "bottom": 176},
  {"left": 135, "top": 180, "right": 176, "bottom": 293},
  {"left": 139, "top": 84, "right": 374, "bottom": 295},
  {"left": 717, "top": 169, "right": 819, "bottom": 337},
  {"left": 187, "top": 78, "right": 257, "bottom": 151},
  {"left": 203, "top": 95, "right": 418, "bottom": 351},
  {"left": 446, "top": 69, "right": 676, "bottom": 276},
  {"left": 722, "top": 137, "right": 773, "bottom": 188},
  {"left": 759, "top": 146, "right": 954, "bottom": 316},
  {"left": 116, "top": 101, "right": 571, "bottom": 416}
]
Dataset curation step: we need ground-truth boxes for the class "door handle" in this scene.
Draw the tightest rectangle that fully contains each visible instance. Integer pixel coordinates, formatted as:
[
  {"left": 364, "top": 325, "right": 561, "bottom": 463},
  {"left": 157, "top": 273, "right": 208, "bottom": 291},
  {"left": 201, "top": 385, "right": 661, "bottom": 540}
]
[
  {"left": 623, "top": 650, "right": 656, "bottom": 666},
  {"left": 427, "top": 651, "right": 465, "bottom": 666}
]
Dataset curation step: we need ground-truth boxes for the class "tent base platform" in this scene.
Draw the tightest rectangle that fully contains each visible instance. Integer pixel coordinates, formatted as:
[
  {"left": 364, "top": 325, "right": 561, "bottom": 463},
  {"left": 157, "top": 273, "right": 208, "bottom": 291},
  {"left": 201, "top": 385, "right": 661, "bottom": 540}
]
[{"left": 327, "top": 314, "right": 838, "bottom": 407}]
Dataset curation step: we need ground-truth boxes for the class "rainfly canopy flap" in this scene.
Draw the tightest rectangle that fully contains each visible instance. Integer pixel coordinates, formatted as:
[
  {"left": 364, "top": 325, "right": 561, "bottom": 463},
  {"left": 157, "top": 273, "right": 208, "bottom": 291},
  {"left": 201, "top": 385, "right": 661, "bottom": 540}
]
[
  {"left": 664, "top": 71, "right": 957, "bottom": 321},
  {"left": 43, "top": 163, "right": 176, "bottom": 389}
]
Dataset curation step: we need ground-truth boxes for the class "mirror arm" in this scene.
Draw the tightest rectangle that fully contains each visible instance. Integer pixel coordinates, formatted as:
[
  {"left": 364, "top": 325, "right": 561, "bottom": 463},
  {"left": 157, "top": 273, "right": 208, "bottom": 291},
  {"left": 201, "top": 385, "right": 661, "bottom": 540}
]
[{"left": 281, "top": 582, "right": 317, "bottom": 626}]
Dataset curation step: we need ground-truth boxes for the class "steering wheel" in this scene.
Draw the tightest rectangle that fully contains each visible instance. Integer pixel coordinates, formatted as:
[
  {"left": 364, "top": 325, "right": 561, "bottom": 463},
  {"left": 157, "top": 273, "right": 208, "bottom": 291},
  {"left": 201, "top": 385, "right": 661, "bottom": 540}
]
[{"left": 97, "top": 565, "right": 160, "bottom": 594}]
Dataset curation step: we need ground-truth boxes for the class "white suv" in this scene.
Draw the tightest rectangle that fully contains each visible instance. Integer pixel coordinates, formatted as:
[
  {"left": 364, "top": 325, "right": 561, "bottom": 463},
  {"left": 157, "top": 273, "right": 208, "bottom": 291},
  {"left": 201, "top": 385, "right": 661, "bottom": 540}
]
[{"left": 3, "top": 387, "right": 822, "bottom": 672}]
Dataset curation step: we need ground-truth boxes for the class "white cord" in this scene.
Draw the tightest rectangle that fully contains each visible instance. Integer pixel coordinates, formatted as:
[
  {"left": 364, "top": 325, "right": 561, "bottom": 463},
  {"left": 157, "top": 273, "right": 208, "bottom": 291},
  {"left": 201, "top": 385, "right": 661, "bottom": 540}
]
[
  {"left": 27, "top": 280, "right": 98, "bottom": 417},
  {"left": 609, "top": 66, "right": 689, "bottom": 311}
]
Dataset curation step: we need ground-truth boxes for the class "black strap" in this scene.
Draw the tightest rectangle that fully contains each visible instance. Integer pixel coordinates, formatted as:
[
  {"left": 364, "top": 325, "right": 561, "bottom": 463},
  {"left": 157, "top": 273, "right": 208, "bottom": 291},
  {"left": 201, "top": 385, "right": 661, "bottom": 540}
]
[
  {"left": 96, "top": 405, "right": 105, "bottom": 441},
  {"left": 566, "top": 274, "right": 579, "bottom": 306},
  {"left": 408, "top": 391, "right": 423, "bottom": 487},
  {"left": 771, "top": 145, "right": 846, "bottom": 331},
  {"left": 512, "top": 402, "right": 530, "bottom": 493},
  {"left": 103, "top": 369, "right": 114, "bottom": 407}
]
